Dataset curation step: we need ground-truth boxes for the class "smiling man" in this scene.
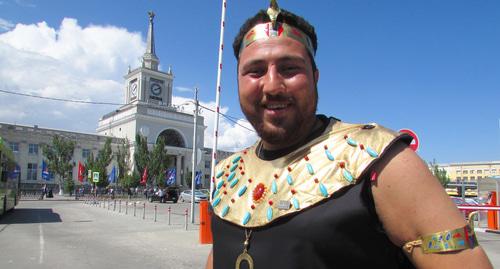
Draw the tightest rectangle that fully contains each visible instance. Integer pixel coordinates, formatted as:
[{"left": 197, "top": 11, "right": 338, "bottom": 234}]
[{"left": 206, "top": 1, "right": 492, "bottom": 268}]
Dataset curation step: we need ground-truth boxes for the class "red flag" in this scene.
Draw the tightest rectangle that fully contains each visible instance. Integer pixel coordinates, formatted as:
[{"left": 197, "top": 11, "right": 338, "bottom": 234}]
[
  {"left": 78, "top": 161, "right": 85, "bottom": 182},
  {"left": 140, "top": 167, "right": 148, "bottom": 185}
]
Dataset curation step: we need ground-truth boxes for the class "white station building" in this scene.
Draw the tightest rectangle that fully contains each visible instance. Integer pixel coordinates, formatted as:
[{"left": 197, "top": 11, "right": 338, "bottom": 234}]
[{"left": 96, "top": 11, "right": 205, "bottom": 186}]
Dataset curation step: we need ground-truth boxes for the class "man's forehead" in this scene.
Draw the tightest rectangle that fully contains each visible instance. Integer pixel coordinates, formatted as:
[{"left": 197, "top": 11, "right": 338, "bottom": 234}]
[{"left": 239, "top": 37, "right": 309, "bottom": 64}]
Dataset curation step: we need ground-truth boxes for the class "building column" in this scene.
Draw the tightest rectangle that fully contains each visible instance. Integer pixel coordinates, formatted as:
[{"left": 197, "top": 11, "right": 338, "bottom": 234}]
[{"left": 176, "top": 155, "right": 182, "bottom": 186}]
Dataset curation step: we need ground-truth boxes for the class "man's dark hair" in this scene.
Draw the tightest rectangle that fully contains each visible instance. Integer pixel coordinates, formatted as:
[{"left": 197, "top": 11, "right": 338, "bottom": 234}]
[{"left": 232, "top": 9, "right": 318, "bottom": 70}]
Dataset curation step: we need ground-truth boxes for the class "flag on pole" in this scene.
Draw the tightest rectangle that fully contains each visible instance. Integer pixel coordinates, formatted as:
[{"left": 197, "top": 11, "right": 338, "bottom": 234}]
[
  {"left": 140, "top": 166, "right": 148, "bottom": 185},
  {"left": 165, "top": 168, "right": 176, "bottom": 186},
  {"left": 42, "top": 160, "right": 51, "bottom": 181},
  {"left": 195, "top": 171, "right": 202, "bottom": 187},
  {"left": 9, "top": 164, "right": 20, "bottom": 179},
  {"left": 108, "top": 166, "right": 117, "bottom": 183},
  {"left": 78, "top": 161, "right": 85, "bottom": 182}
]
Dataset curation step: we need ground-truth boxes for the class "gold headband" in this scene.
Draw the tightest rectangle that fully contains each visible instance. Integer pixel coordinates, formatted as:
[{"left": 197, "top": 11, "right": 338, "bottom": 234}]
[{"left": 239, "top": 22, "right": 315, "bottom": 57}]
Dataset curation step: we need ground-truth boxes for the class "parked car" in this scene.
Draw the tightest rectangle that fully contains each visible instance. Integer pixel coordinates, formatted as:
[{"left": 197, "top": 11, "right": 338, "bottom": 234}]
[
  {"left": 179, "top": 190, "right": 208, "bottom": 203},
  {"left": 199, "top": 189, "right": 210, "bottom": 197},
  {"left": 149, "top": 187, "right": 179, "bottom": 203}
]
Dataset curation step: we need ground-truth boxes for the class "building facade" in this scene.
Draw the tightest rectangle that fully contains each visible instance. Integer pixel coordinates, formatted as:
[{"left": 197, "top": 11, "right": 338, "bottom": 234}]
[
  {"left": 0, "top": 123, "right": 122, "bottom": 191},
  {"left": 438, "top": 161, "right": 500, "bottom": 183}
]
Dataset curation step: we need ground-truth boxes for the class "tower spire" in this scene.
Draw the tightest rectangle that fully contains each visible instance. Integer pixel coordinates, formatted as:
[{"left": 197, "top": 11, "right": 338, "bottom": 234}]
[{"left": 142, "top": 11, "right": 159, "bottom": 70}]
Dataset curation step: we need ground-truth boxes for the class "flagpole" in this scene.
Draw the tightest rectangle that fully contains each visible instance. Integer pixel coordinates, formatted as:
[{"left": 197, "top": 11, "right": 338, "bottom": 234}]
[
  {"left": 190, "top": 87, "right": 199, "bottom": 223},
  {"left": 210, "top": 0, "right": 228, "bottom": 203}
]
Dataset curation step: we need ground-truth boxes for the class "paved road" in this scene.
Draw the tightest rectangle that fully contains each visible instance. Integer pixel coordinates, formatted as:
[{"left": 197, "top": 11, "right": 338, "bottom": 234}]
[
  {"left": 0, "top": 199, "right": 211, "bottom": 269},
  {"left": 1, "top": 199, "right": 499, "bottom": 268},
  {"left": 478, "top": 229, "right": 500, "bottom": 266}
]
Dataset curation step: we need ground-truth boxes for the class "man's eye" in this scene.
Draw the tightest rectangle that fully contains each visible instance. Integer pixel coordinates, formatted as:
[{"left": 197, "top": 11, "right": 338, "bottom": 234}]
[
  {"left": 281, "top": 66, "right": 300, "bottom": 75},
  {"left": 246, "top": 68, "right": 265, "bottom": 77}
]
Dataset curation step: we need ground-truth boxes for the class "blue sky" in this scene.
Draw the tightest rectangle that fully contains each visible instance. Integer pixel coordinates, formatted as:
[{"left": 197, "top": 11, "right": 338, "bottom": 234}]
[{"left": 0, "top": 0, "right": 499, "bottom": 163}]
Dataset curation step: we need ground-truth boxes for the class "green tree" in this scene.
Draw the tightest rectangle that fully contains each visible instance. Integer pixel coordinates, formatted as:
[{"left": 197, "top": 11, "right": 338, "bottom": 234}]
[
  {"left": 134, "top": 134, "right": 150, "bottom": 184},
  {"left": 85, "top": 151, "right": 95, "bottom": 180},
  {"left": 429, "top": 159, "right": 450, "bottom": 187},
  {"left": 42, "top": 135, "right": 76, "bottom": 194},
  {"left": 115, "top": 138, "right": 130, "bottom": 186},
  {"left": 86, "top": 138, "right": 113, "bottom": 188},
  {"left": 121, "top": 170, "right": 140, "bottom": 189},
  {"left": 183, "top": 169, "right": 192, "bottom": 188},
  {"left": 149, "top": 137, "right": 170, "bottom": 187}
]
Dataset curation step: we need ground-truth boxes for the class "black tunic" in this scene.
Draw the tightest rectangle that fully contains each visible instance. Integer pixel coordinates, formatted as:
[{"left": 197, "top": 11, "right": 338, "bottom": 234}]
[
  {"left": 211, "top": 116, "right": 415, "bottom": 268},
  {"left": 211, "top": 174, "right": 414, "bottom": 268}
]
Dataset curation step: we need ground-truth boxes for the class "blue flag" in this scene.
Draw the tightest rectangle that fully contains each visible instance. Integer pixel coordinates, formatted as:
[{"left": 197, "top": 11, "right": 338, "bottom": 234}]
[
  {"left": 42, "top": 160, "right": 51, "bottom": 181},
  {"left": 195, "top": 171, "right": 202, "bottom": 186},
  {"left": 9, "top": 164, "right": 20, "bottom": 179},
  {"left": 108, "top": 166, "right": 116, "bottom": 183},
  {"left": 165, "top": 168, "right": 176, "bottom": 186}
]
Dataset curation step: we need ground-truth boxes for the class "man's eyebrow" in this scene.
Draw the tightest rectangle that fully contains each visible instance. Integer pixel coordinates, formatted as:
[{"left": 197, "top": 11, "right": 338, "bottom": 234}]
[
  {"left": 240, "top": 56, "right": 306, "bottom": 69},
  {"left": 277, "top": 56, "right": 307, "bottom": 64},
  {"left": 240, "top": 59, "right": 266, "bottom": 69}
]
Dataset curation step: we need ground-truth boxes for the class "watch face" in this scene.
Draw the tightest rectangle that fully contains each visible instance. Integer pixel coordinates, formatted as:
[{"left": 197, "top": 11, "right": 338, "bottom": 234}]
[
  {"left": 150, "top": 83, "right": 162, "bottom": 96},
  {"left": 130, "top": 83, "right": 138, "bottom": 96}
]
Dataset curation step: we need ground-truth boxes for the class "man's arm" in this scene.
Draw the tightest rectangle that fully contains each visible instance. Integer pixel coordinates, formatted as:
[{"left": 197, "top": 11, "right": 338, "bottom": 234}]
[
  {"left": 372, "top": 141, "right": 492, "bottom": 268},
  {"left": 205, "top": 248, "right": 213, "bottom": 269}
]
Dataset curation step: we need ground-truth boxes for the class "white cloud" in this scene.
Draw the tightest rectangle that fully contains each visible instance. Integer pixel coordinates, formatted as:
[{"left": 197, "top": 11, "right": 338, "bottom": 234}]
[
  {"left": 0, "top": 18, "right": 144, "bottom": 132},
  {"left": 174, "top": 86, "right": 194, "bottom": 93},
  {"left": 0, "top": 17, "right": 258, "bottom": 152},
  {"left": 171, "top": 96, "right": 258, "bottom": 152},
  {"left": 0, "top": 18, "right": 14, "bottom": 32}
]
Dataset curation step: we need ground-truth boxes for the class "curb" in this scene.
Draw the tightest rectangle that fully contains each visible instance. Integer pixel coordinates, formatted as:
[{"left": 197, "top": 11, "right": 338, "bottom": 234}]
[
  {"left": 485, "top": 229, "right": 500, "bottom": 235},
  {"left": 20, "top": 199, "right": 82, "bottom": 202}
]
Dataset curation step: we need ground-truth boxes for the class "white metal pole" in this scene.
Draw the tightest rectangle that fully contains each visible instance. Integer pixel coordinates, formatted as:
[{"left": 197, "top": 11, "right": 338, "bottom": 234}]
[
  {"left": 210, "top": 0, "right": 228, "bottom": 202},
  {"left": 191, "top": 88, "right": 199, "bottom": 223}
]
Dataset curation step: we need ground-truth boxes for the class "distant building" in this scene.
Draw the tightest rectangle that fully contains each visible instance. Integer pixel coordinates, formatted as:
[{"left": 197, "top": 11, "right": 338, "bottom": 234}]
[
  {"left": 201, "top": 148, "right": 234, "bottom": 185},
  {"left": 438, "top": 161, "right": 500, "bottom": 183},
  {"left": 0, "top": 122, "right": 122, "bottom": 191}
]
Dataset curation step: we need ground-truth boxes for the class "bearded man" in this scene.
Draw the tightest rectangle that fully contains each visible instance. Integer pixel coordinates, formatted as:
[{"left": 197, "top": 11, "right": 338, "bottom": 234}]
[{"left": 205, "top": 1, "right": 492, "bottom": 268}]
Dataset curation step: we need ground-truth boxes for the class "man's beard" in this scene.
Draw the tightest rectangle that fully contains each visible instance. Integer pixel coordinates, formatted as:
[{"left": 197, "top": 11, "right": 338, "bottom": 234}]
[{"left": 241, "top": 93, "right": 317, "bottom": 148}]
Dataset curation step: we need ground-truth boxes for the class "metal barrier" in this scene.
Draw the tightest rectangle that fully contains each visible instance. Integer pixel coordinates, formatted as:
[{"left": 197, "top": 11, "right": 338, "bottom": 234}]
[
  {"left": 457, "top": 205, "right": 500, "bottom": 230},
  {"left": 154, "top": 205, "right": 157, "bottom": 222},
  {"left": 142, "top": 202, "right": 146, "bottom": 220},
  {"left": 185, "top": 209, "right": 188, "bottom": 231},
  {"left": 82, "top": 198, "right": 191, "bottom": 230}
]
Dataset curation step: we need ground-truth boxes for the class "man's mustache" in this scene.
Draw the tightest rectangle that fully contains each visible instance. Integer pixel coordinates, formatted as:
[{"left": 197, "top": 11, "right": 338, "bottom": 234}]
[{"left": 260, "top": 94, "right": 294, "bottom": 105}]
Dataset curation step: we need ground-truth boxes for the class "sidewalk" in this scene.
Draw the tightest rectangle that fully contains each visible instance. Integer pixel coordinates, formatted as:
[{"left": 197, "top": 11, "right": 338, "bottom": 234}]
[{"left": 20, "top": 193, "right": 83, "bottom": 202}]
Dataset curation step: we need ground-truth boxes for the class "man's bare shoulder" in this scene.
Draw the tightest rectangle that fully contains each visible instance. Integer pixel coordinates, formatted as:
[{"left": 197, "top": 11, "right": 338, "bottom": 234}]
[{"left": 371, "top": 141, "right": 492, "bottom": 268}]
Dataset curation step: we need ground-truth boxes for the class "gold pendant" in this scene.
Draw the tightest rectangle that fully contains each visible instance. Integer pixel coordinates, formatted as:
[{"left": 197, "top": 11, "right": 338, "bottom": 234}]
[{"left": 235, "top": 250, "right": 254, "bottom": 269}]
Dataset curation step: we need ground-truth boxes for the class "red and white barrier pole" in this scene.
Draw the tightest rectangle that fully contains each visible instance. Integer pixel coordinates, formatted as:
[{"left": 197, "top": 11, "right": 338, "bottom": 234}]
[
  {"left": 457, "top": 205, "right": 500, "bottom": 231},
  {"left": 209, "top": 0, "right": 228, "bottom": 202},
  {"left": 457, "top": 206, "right": 500, "bottom": 211}
]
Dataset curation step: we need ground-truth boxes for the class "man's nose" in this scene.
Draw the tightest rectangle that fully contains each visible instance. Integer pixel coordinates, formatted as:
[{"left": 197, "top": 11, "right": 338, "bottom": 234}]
[{"left": 262, "top": 66, "right": 285, "bottom": 95}]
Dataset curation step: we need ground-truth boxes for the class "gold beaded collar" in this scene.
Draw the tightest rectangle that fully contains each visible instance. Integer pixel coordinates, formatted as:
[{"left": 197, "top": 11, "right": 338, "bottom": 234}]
[{"left": 212, "top": 119, "right": 405, "bottom": 228}]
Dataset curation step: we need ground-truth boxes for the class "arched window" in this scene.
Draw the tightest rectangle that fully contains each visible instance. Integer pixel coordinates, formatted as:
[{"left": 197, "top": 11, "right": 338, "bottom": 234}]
[{"left": 157, "top": 129, "right": 185, "bottom": 148}]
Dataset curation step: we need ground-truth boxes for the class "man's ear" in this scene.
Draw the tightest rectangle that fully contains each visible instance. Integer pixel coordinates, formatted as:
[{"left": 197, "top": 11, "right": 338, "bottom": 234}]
[{"left": 314, "top": 69, "right": 320, "bottom": 84}]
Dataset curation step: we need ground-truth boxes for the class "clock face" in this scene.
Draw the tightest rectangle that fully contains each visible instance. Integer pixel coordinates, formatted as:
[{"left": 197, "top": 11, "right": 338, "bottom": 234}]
[
  {"left": 130, "top": 82, "right": 138, "bottom": 97},
  {"left": 150, "top": 83, "right": 162, "bottom": 96}
]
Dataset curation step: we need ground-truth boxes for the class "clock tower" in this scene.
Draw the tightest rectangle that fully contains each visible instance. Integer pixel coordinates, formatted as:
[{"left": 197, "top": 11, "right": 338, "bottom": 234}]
[
  {"left": 97, "top": 12, "right": 206, "bottom": 187},
  {"left": 124, "top": 11, "right": 173, "bottom": 107}
]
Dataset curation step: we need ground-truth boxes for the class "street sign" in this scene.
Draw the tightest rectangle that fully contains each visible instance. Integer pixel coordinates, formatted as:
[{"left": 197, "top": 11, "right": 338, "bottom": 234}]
[
  {"left": 92, "top": 171, "right": 100, "bottom": 183},
  {"left": 399, "top": 128, "right": 419, "bottom": 152}
]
